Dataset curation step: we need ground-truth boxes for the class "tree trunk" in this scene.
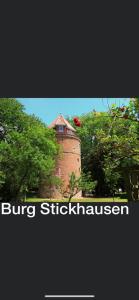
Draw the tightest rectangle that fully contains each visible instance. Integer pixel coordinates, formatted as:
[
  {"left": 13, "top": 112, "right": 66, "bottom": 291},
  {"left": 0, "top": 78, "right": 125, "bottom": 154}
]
[{"left": 123, "top": 168, "right": 139, "bottom": 201}]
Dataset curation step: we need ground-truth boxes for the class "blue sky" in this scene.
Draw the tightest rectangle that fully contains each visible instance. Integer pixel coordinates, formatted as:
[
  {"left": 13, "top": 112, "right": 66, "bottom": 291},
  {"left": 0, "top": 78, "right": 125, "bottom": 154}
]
[{"left": 17, "top": 98, "right": 129, "bottom": 125}]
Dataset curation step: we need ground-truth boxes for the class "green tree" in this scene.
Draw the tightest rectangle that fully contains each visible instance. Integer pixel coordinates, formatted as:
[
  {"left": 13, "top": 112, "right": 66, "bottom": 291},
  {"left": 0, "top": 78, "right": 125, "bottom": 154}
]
[
  {"left": 0, "top": 98, "right": 59, "bottom": 202},
  {"left": 107, "top": 98, "right": 139, "bottom": 200},
  {"left": 69, "top": 99, "right": 139, "bottom": 198},
  {"left": 60, "top": 172, "right": 97, "bottom": 202},
  {"left": 69, "top": 112, "right": 119, "bottom": 196}
]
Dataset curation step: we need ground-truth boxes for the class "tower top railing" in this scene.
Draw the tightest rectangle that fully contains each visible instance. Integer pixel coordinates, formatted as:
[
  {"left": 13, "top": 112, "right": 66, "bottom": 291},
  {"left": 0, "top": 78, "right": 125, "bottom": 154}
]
[
  {"left": 56, "top": 130, "right": 80, "bottom": 142},
  {"left": 56, "top": 128, "right": 76, "bottom": 136}
]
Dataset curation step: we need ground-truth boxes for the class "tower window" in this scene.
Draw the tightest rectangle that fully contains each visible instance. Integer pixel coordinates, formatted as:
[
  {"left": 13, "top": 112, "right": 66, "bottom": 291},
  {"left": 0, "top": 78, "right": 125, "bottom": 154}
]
[{"left": 57, "top": 125, "right": 64, "bottom": 132}]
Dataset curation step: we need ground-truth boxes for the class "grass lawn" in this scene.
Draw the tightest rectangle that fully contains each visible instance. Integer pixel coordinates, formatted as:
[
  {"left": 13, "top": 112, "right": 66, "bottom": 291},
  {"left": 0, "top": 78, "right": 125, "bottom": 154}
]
[{"left": 26, "top": 197, "right": 127, "bottom": 202}]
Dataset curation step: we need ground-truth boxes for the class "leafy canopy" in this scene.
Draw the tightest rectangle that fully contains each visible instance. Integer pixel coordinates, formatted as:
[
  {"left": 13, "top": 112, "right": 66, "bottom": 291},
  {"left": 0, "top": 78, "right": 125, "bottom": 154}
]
[
  {"left": 69, "top": 98, "right": 139, "bottom": 196},
  {"left": 0, "top": 98, "right": 59, "bottom": 201}
]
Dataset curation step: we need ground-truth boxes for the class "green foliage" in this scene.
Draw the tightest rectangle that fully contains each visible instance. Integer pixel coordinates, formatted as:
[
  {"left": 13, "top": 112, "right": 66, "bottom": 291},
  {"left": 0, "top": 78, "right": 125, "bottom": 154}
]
[
  {"left": 110, "top": 98, "right": 139, "bottom": 122},
  {"left": 0, "top": 171, "right": 5, "bottom": 188},
  {"left": 40, "top": 174, "right": 62, "bottom": 199},
  {"left": 80, "top": 172, "right": 97, "bottom": 193},
  {"left": 60, "top": 172, "right": 97, "bottom": 202},
  {"left": 69, "top": 99, "right": 139, "bottom": 197},
  {"left": 0, "top": 98, "right": 59, "bottom": 202}
]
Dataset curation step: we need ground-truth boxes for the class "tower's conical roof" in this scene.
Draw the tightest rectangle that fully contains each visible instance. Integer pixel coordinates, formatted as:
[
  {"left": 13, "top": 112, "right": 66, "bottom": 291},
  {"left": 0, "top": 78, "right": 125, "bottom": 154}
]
[{"left": 49, "top": 115, "right": 76, "bottom": 132}]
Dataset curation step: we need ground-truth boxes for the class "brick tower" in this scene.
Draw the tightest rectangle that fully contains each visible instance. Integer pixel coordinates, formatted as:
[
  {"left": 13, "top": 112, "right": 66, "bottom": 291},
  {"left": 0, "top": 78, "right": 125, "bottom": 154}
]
[{"left": 40, "top": 115, "right": 81, "bottom": 199}]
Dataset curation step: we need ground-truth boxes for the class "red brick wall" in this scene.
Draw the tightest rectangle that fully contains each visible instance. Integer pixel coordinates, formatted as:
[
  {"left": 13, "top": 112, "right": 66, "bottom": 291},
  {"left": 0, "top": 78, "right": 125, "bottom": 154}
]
[
  {"left": 54, "top": 134, "right": 82, "bottom": 198},
  {"left": 40, "top": 133, "right": 82, "bottom": 199}
]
